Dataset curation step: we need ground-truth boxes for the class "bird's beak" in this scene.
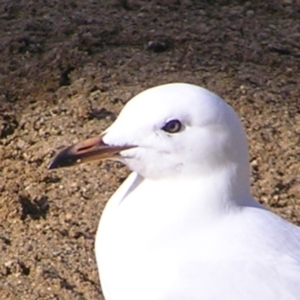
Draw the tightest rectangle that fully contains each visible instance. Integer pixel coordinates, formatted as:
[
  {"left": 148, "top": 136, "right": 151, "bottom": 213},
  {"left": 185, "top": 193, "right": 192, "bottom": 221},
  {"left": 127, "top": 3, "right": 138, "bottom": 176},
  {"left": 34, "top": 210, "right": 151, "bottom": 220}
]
[{"left": 48, "top": 134, "right": 134, "bottom": 170}]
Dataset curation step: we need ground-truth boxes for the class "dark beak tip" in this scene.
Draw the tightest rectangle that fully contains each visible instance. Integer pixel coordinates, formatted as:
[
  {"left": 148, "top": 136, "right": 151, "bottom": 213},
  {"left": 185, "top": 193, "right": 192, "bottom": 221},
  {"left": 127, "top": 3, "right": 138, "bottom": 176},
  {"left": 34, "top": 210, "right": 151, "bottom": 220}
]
[
  {"left": 47, "top": 155, "right": 63, "bottom": 170},
  {"left": 47, "top": 160, "right": 57, "bottom": 170},
  {"left": 47, "top": 146, "right": 76, "bottom": 170}
]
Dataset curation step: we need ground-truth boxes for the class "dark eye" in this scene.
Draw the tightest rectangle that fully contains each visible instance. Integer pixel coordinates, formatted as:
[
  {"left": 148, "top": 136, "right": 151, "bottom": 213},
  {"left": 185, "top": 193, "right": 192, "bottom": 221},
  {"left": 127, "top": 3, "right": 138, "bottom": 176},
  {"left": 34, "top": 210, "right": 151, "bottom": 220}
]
[{"left": 162, "top": 120, "right": 182, "bottom": 133}]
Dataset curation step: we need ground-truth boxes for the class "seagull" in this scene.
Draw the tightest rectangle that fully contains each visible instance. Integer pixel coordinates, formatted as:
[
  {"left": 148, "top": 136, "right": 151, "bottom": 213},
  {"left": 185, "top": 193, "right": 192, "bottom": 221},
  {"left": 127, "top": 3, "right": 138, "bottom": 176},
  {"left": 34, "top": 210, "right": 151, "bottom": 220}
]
[{"left": 48, "top": 83, "right": 300, "bottom": 300}]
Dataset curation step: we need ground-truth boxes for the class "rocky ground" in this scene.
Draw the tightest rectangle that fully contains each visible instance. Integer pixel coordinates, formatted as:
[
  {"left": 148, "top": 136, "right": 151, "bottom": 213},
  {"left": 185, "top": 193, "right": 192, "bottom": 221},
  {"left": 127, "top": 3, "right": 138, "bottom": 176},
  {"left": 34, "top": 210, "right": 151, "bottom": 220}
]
[{"left": 0, "top": 1, "right": 299, "bottom": 299}]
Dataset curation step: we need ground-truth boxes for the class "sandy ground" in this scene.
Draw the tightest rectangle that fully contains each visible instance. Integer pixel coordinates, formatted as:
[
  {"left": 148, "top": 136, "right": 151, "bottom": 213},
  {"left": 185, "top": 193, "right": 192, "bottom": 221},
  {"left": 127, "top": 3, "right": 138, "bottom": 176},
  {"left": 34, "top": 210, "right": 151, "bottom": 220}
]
[{"left": 0, "top": 1, "right": 299, "bottom": 299}]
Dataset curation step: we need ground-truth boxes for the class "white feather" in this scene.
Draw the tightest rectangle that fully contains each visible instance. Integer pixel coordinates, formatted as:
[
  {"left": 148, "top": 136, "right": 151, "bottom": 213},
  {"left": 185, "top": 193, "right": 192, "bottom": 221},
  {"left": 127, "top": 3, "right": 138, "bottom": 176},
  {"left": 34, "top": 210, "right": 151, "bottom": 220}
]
[{"left": 95, "top": 83, "right": 300, "bottom": 300}]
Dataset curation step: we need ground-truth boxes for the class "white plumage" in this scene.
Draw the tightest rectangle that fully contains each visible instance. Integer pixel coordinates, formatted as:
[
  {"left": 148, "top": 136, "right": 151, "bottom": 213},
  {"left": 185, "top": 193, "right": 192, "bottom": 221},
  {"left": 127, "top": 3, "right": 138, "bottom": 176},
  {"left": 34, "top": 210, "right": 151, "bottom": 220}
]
[{"left": 50, "top": 83, "right": 300, "bottom": 300}]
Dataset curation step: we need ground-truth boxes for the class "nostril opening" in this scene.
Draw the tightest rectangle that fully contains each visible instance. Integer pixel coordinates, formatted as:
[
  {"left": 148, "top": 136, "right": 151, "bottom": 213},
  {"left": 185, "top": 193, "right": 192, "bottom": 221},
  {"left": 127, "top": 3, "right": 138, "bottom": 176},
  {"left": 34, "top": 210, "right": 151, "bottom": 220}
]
[{"left": 77, "top": 145, "right": 93, "bottom": 152}]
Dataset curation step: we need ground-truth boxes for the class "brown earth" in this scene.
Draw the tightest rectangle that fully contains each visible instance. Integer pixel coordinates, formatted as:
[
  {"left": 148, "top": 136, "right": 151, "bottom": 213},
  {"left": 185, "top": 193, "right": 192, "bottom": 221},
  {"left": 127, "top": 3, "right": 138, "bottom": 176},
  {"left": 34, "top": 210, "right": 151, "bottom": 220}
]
[{"left": 0, "top": 1, "right": 299, "bottom": 299}]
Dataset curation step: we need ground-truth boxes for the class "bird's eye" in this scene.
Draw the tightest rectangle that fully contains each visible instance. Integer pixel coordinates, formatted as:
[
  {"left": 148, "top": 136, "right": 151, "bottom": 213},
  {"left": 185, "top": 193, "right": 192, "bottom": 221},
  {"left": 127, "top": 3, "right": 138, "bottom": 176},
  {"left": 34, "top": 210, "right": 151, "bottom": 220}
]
[{"left": 162, "top": 120, "right": 182, "bottom": 133}]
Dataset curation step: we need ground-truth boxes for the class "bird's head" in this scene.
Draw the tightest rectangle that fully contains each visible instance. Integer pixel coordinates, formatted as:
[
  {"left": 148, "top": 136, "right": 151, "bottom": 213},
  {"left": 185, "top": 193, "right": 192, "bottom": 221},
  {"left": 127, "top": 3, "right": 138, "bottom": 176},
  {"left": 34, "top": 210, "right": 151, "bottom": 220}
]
[{"left": 49, "top": 83, "right": 250, "bottom": 186}]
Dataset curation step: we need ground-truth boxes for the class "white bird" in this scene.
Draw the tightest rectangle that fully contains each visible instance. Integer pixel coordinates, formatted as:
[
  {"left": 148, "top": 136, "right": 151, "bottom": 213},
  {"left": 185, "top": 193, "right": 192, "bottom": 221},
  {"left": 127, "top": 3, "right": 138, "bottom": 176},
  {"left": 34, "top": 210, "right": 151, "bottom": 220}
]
[{"left": 49, "top": 83, "right": 300, "bottom": 300}]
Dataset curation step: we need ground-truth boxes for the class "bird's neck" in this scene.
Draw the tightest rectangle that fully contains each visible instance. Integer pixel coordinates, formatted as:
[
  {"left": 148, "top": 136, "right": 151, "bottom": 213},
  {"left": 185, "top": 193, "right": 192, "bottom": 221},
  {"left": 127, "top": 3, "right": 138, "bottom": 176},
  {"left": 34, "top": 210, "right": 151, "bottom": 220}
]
[{"left": 131, "top": 165, "right": 257, "bottom": 223}]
